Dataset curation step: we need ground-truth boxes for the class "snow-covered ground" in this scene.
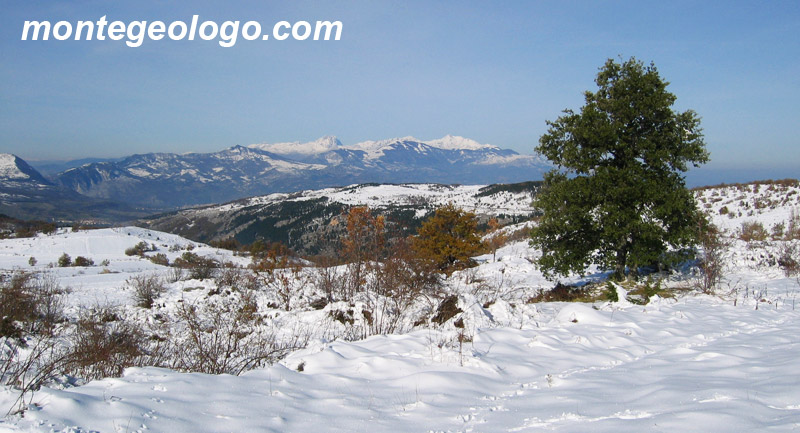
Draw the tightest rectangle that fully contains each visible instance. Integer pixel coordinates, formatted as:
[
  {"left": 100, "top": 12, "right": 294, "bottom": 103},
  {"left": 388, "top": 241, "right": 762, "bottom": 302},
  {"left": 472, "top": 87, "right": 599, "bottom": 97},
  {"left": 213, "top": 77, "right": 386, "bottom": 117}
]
[
  {"left": 216, "top": 183, "right": 538, "bottom": 219},
  {"left": 1, "top": 182, "right": 799, "bottom": 432}
]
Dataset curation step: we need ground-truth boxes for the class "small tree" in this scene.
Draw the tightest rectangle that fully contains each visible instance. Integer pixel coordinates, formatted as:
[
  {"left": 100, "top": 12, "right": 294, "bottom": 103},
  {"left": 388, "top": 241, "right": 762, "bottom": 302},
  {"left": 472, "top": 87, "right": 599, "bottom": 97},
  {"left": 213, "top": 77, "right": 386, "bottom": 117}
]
[
  {"left": 57, "top": 253, "right": 72, "bottom": 268},
  {"left": 696, "top": 218, "right": 728, "bottom": 293},
  {"left": 73, "top": 256, "right": 94, "bottom": 267},
  {"left": 412, "top": 203, "right": 483, "bottom": 274},
  {"left": 486, "top": 217, "right": 507, "bottom": 262},
  {"left": 531, "top": 57, "right": 709, "bottom": 280},
  {"left": 339, "top": 206, "right": 385, "bottom": 299}
]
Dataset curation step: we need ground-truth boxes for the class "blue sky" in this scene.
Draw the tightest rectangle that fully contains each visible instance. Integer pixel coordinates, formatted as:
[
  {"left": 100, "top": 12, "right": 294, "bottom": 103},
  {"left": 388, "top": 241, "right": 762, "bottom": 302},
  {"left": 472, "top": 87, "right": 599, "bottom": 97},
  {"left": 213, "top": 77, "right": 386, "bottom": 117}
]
[{"left": 1, "top": 1, "right": 798, "bottom": 184}]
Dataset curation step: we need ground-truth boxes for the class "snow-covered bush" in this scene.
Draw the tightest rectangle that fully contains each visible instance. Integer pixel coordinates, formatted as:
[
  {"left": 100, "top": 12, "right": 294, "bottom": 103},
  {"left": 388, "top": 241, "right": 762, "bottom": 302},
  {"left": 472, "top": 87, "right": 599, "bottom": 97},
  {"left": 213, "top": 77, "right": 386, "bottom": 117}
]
[
  {"left": 173, "top": 291, "right": 293, "bottom": 375},
  {"left": 739, "top": 220, "right": 768, "bottom": 242},
  {"left": 64, "top": 307, "right": 146, "bottom": 381},
  {"left": 126, "top": 274, "right": 167, "bottom": 309},
  {"left": 173, "top": 252, "right": 218, "bottom": 280}
]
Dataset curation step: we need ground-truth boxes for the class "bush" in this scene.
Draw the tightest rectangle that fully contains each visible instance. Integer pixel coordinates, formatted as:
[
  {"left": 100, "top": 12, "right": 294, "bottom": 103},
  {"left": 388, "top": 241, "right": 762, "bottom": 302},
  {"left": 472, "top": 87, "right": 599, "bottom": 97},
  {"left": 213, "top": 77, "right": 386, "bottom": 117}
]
[
  {"left": 786, "top": 209, "right": 800, "bottom": 240},
  {"left": 127, "top": 274, "right": 167, "bottom": 309},
  {"left": 0, "top": 273, "right": 39, "bottom": 341},
  {"left": 778, "top": 243, "right": 799, "bottom": 276},
  {"left": 604, "top": 282, "right": 619, "bottom": 302},
  {"left": 412, "top": 203, "right": 483, "bottom": 274},
  {"left": 64, "top": 308, "right": 145, "bottom": 381},
  {"left": 173, "top": 293, "right": 293, "bottom": 375},
  {"left": 0, "top": 272, "right": 66, "bottom": 414},
  {"left": 697, "top": 220, "right": 728, "bottom": 293},
  {"left": 57, "top": 253, "right": 72, "bottom": 267},
  {"left": 125, "top": 241, "right": 153, "bottom": 257},
  {"left": 215, "top": 264, "right": 258, "bottom": 291},
  {"left": 73, "top": 256, "right": 94, "bottom": 267},
  {"left": 173, "top": 252, "right": 218, "bottom": 280},
  {"left": 148, "top": 253, "right": 169, "bottom": 266},
  {"left": 739, "top": 221, "right": 768, "bottom": 242},
  {"left": 431, "top": 295, "right": 462, "bottom": 325}
]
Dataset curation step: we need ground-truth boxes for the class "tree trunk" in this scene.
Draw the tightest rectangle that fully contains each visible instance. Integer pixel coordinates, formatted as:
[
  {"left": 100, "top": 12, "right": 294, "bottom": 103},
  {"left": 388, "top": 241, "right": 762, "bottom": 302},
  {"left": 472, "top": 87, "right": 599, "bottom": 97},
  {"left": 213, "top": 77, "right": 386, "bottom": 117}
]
[{"left": 613, "top": 245, "right": 628, "bottom": 281}]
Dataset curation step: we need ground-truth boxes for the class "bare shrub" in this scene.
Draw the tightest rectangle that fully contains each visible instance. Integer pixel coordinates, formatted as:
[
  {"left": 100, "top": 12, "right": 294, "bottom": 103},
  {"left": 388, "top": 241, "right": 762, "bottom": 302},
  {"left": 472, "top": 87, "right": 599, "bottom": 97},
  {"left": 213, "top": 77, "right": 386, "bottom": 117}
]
[
  {"left": 0, "top": 272, "right": 64, "bottom": 340},
  {"left": 251, "top": 247, "right": 306, "bottom": 311},
  {"left": 215, "top": 264, "right": 258, "bottom": 291},
  {"left": 166, "top": 266, "right": 184, "bottom": 283},
  {"left": 1, "top": 333, "right": 67, "bottom": 416},
  {"left": 174, "top": 293, "right": 291, "bottom": 375},
  {"left": 312, "top": 256, "right": 343, "bottom": 303},
  {"left": 697, "top": 220, "right": 729, "bottom": 293},
  {"left": 376, "top": 238, "right": 442, "bottom": 305},
  {"left": 778, "top": 243, "right": 799, "bottom": 276},
  {"left": 127, "top": 274, "right": 167, "bottom": 309},
  {"left": 786, "top": 209, "right": 800, "bottom": 240},
  {"left": 739, "top": 220, "right": 768, "bottom": 242},
  {"left": 1, "top": 272, "right": 67, "bottom": 414},
  {"left": 64, "top": 307, "right": 146, "bottom": 381},
  {"left": 485, "top": 217, "right": 508, "bottom": 262}
]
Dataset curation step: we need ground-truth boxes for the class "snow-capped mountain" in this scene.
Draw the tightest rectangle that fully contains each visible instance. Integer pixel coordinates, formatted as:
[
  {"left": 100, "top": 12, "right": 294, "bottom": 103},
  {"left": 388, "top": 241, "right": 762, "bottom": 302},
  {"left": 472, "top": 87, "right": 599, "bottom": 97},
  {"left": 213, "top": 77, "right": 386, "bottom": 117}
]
[
  {"left": 0, "top": 153, "right": 145, "bottom": 222},
  {"left": 55, "top": 146, "right": 327, "bottom": 208},
  {"left": 0, "top": 153, "right": 52, "bottom": 186},
  {"left": 51, "top": 136, "right": 550, "bottom": 209}
]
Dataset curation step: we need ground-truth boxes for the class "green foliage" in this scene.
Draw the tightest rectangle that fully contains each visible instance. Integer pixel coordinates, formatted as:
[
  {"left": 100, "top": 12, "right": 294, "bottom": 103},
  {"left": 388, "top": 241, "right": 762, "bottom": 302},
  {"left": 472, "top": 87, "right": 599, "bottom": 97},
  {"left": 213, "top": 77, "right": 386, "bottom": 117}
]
[
  {"left": 57, "top": 253, "right": 72, "bottom": 267},
  {"left": 531, "top": 57, "right": 709, "bottom": 280},
  {"left": 73, "top": 256, "right": 94, "bottom": 267},
  {"left": 475, "top": 181, "right": 543, "bottom": 198},
  {"left": 604, "top": 282, "right": 619, "bottom": 302},
  {"left": 173, "top": 252, "right": 219, "bottom": 280},
  {"left": 148, "top": 253, "right": 170, "bottom": 266},
  {"left": 125, "top": 241, "right": 153, "bottom": 257},
  {"left": 412, "top": 203, "right": 483, "bottom": 274}
]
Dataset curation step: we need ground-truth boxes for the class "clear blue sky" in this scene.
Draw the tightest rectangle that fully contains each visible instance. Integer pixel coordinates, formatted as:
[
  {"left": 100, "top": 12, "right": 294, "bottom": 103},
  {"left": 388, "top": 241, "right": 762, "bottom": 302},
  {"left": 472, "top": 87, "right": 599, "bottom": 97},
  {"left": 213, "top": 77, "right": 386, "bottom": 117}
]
[{"left": 1, "top": 1, "right": 798, "bottom": 183}]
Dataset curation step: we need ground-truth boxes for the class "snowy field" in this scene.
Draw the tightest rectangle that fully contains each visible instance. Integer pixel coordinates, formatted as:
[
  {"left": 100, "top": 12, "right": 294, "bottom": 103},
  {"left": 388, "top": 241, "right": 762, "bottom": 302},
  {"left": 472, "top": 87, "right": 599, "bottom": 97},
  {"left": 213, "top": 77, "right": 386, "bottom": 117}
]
[{"left": 1, "top": 182, "right": 799, "bottom": 432}]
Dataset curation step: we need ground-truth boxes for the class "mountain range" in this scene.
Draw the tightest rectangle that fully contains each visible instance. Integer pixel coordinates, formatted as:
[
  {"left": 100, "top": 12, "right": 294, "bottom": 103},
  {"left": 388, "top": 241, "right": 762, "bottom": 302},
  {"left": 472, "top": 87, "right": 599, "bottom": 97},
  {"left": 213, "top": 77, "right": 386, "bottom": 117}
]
[
  {"left": 0, "top": 154, "right": 145, "bottom": 222},
  {"left": 1, "top": 135, "right": 550, "bottom": 220}
]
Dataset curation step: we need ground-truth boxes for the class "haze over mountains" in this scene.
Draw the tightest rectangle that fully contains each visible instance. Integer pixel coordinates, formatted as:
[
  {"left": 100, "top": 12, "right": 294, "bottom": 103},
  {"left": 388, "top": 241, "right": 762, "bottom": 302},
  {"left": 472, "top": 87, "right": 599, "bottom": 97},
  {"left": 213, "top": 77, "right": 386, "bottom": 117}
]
[{"left": 0, "top": 136, "right": 550, "bottom": 220}]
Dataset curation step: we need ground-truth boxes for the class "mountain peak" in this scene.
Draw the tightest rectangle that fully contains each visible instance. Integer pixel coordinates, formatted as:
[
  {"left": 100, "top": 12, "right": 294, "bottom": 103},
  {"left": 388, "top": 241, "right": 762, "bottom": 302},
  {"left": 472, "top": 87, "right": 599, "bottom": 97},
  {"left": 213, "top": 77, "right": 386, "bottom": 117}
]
[
  {"left": 0, "top": 153, "right": 52, "bottom": 184},
  {"left": 423, "top": 135, "right": 498, "bottom": 151},
  {"left": 249, "top": 136, "right": 343, "bottom": 155}
]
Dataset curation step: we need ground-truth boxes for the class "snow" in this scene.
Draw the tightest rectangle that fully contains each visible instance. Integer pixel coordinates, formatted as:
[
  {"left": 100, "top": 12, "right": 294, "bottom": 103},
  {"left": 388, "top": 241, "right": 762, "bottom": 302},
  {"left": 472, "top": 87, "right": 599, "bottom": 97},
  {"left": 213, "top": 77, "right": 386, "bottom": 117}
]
[
  {"left": 4, "top": 294, "right": 799, "bottom": 432},
  {"left": 2, "top": 182, "right": 800, "bottom": 432},
  {"left": 220, "top": 183, "right": 538, "bottom": 219},
  {"left": 248, "top": 135, "right": 503, "bottom": 157},
  {"left": 0, "top": 154, "right": 29, "bottom": 180},
  {"left": 249, "top": 136, "right": 343, "bottom": 155},
  {"left": 424, "top": 134, "right": 499, "bottom": 151}
]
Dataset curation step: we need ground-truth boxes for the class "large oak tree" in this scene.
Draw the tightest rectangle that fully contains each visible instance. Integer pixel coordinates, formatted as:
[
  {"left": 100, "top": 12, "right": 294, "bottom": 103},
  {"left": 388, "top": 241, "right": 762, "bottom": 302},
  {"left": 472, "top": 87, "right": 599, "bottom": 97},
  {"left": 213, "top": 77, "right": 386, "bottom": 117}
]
[{"left": 531, "top": 57, "right": 709, "bottom": 280}]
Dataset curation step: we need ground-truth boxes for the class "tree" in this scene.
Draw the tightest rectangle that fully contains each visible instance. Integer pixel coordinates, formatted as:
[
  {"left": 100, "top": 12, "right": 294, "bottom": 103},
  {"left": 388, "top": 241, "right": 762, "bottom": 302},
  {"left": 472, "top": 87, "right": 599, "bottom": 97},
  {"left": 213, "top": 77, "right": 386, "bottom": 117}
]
[
  {"left": 531, "top": 57, "right": 709, "bottom": 280},
  {"left": 412, "top": 203, "right": 483, "bottom": 274},
  {"left": 337, "top": 206, "right": 385, "bottom": 299}
]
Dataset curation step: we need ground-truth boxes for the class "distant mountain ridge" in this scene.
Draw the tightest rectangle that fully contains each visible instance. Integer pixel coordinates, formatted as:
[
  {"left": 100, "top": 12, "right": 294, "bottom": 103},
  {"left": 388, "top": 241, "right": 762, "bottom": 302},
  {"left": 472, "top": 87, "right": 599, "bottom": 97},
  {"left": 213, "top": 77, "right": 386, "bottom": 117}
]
[
  {"left": 49, "top": 135, "right": 550, "bottom": 209},
  {"left": 0, "top": 153, "right": 147, "bottom": 222}
]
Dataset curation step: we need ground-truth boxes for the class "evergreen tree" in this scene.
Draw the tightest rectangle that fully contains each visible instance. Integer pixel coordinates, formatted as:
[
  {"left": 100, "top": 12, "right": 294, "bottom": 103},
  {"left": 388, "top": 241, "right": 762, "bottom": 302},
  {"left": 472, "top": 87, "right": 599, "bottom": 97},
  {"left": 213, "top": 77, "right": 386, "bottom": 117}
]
[
  {"left": 531, "top": 57, "right": 709, "bottom": 280},
  {"left": 412, "top": 203, "right": 482, "bottom": 274}
]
